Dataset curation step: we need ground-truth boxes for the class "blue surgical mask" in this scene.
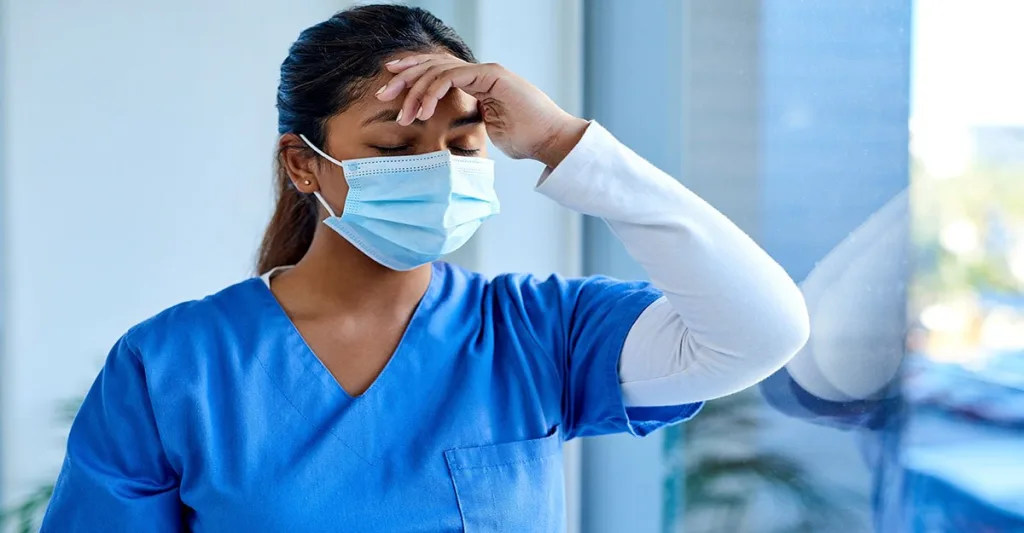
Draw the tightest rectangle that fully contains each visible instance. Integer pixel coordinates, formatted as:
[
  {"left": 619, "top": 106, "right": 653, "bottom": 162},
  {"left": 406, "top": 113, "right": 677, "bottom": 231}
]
[{"left": 299, "top": 135, "right": 500, "bottom": 271}]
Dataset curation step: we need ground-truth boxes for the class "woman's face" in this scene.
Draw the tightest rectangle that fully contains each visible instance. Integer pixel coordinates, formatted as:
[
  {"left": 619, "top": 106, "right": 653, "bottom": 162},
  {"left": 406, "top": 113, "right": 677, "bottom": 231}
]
[{"left": 294, "top": 53, "right": 488, "bottom": 214}]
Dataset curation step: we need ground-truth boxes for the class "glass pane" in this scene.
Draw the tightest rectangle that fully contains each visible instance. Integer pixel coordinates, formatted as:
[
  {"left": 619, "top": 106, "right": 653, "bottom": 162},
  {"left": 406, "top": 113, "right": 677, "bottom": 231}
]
[{"left": 583, "top": 1, "right": 1023, "bottom": 532}]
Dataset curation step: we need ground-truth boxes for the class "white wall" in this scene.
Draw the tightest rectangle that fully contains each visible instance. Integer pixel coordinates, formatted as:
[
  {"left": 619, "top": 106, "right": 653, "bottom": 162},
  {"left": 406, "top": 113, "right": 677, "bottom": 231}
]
[{"left": 0, "top": 0, "right": 348, "bottom": 503}]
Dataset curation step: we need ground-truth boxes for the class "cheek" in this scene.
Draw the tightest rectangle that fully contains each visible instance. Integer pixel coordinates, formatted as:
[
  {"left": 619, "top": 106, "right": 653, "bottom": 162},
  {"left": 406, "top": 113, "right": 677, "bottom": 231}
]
[{"left": 317, "top": 165, "right": 351, "bottom": 213}]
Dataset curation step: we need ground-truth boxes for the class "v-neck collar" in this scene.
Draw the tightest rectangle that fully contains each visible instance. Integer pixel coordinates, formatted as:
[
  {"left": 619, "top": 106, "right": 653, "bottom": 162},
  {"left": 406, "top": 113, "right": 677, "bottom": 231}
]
[{"left": 248, "top": 262, "right": 446, "bottom": 464}]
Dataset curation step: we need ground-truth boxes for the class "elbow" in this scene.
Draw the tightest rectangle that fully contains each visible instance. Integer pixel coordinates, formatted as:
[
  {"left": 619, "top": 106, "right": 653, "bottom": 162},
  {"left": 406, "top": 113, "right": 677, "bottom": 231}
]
[
  {"left": 743, "top": 280, "right": 810, "bottom": 377},
  {"left": 769, "top": 284, "right": 811, "bottom": 369},
  {"left": 724, "top": 259, "right": 812, "bottom": 376}
]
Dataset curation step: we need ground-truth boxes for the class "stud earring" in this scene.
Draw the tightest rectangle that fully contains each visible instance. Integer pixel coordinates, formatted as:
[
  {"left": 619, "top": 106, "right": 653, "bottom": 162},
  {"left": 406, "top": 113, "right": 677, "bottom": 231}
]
[{"left": 303, "top": 180, "right": 311, "bottom": 186}]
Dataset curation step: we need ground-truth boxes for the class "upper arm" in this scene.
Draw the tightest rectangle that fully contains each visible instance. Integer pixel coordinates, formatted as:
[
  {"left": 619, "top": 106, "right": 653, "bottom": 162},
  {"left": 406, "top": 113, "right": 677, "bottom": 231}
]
[
  {"left": 504, "top": 274, "right": 702, "bottom": 441},
  {"left": 42, "top": 335, "right": 183, "bottom": 532}
]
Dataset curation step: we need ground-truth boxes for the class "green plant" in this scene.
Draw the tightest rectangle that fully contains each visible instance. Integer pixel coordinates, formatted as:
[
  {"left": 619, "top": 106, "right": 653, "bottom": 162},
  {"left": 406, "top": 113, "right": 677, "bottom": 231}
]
[
  {"left": 663, "top": 390, "right": 863, "bottom": 533},
  {"left": 1, "top": 487, "right": 54, "bottom": 533},
  {"left": 1, "top": 397, "right": 82, "bottom": 533}
]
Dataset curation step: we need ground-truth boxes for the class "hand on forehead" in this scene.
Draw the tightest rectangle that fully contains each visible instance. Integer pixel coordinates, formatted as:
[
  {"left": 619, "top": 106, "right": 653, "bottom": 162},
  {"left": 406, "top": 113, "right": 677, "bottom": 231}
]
[
  {"left": 373, "top": 54, "right": 479, "bottom": 114},
  {"left": 316, "top": 56, "right": 487, "bottom": 162}
]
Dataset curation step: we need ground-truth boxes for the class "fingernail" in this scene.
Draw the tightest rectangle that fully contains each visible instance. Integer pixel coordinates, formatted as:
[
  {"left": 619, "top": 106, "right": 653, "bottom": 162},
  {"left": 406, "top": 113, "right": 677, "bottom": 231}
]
[
  {"left": 385, "top": 59, "right": 401, "bottom": 66},
  {"left": 415, "top": 106, "right": 425, "bottom": 120},
  {"left": 375, "top": 85, "right": 387, "bottom": 96},
  {"left": 396, "top": 109, "right": 404, "bottom": 123}
]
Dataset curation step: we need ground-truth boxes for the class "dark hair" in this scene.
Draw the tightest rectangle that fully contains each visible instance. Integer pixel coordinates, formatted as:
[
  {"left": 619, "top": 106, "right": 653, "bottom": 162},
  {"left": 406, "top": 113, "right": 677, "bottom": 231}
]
[{"left": 256, "top": 4, "right": 475, "bottom": 274}]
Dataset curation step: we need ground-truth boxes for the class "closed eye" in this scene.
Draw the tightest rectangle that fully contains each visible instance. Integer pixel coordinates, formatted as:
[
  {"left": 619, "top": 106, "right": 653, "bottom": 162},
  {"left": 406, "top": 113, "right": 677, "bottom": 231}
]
[
  {"left": 372, "top": 145, "right": 481, "bottom": 157},
  {"left": 371, "top": 145, "right": 411, "bottom": 155},
  {"left": 450, "top": 147, "right": 481, "bottom": 156}
]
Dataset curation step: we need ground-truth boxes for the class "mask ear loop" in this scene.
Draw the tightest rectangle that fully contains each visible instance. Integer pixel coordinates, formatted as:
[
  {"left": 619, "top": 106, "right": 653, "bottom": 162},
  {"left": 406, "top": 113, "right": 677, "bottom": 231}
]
[
  {"left": 298, "top": 133, "right": 346, "bottom": 167},
  {"left": 297, "top": 134, "right": 342, "bottom": 218},
  {"left": 312, "top": 191, "right": 338, "bottom": 218}
]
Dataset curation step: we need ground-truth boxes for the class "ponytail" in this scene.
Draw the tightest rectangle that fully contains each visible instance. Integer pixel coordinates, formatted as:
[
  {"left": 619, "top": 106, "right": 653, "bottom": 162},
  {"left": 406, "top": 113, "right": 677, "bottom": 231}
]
[{"left": 256, "top": 159, "right": 318, "bottom": 274}]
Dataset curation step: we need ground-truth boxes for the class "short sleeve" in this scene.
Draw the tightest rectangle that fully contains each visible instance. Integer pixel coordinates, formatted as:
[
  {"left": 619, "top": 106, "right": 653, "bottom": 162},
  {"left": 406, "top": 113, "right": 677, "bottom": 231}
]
[
  {"left": 42, "top": 335, "right": 183, "bottom": 532},
  {"left": 500, "top": 274, "right": 703, "bottom": 441}
]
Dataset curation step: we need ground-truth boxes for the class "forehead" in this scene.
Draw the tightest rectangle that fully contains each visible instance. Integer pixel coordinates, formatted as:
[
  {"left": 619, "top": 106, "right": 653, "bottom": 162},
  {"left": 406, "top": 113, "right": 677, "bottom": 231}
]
[{"left": 340, "top": 68, "right": 479, "bottom": 122}]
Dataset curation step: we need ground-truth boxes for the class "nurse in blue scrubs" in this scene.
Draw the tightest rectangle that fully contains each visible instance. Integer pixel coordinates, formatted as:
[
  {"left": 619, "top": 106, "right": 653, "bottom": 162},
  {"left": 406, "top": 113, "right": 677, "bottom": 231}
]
[{"left": 42, "top": 5, "right": 809, "bottom": 532}]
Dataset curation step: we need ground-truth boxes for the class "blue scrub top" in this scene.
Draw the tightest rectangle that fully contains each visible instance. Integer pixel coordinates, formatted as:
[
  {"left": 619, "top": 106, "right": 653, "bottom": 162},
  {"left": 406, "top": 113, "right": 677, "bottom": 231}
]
[{"left": 43, "top": 262, "right": 701, "bottom": 532}]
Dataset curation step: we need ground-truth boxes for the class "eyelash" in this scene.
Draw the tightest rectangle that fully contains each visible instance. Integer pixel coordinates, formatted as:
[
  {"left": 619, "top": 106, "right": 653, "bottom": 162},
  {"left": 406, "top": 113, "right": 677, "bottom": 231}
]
[{"left": 373, "top": 145, "right": 480, "bottom": 156}]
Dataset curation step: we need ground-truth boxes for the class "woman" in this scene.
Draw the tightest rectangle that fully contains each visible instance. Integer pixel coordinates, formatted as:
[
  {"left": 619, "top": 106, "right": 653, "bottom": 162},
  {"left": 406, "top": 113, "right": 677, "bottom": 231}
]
[{"left": 42, "top": 5, "right": 808, "bottom": 532}]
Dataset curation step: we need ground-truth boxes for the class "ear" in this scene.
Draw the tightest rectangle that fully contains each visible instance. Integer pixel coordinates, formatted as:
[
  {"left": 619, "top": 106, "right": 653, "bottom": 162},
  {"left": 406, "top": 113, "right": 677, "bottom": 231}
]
[{"left": 278, "top": 133, "right": 320, "bottom": 194}]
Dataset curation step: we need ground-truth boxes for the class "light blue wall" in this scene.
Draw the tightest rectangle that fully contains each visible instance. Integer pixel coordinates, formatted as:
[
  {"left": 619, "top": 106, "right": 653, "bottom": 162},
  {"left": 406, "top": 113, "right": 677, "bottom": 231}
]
[
  {"left": 582, "top": 0, "right": 685, "bottom": 284},
  {"left": 580, "top": 2, "right": 685, "bottom": 533},
  {"left": 0, "top": 0, "right": 346, "bottom": 503},
  {"left": 0, "top": 0, "right": 8, "bottom": 507}
]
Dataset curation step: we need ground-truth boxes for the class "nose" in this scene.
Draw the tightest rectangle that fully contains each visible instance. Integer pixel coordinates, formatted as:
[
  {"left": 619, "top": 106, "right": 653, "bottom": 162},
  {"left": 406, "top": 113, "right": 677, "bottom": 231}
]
[{"left": 419, "top": 135, "right": 449, "bottom": 154}]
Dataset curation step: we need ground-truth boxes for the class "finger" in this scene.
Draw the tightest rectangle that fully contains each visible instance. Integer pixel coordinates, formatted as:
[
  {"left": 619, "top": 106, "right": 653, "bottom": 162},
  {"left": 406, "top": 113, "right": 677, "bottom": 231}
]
[
  {"left": 417, "top": 69, "right": 479, "bottom": 121},
  {"left": 403, "top": 63, "right": 464, "bottom": 123},
  {"left": 433, "top": 64, "right": 503, "bottom": 98},
  {"left": 383, "top": 54, "right": 433, "bottom": 73},
  {"left": 417, "top": 74, "right": 458, "bottom": 121},
  {"left": 377, "top": 58, "right": 460, "bottom": 102},
  {"left": 407, "top": 65, "right": 503, "bottom": 124},
  {"left": 376, "top": 60, "right": 437, "bottom": 102},
  {"left": 384, "top": 52, "right": 457, "bottom": 73}
]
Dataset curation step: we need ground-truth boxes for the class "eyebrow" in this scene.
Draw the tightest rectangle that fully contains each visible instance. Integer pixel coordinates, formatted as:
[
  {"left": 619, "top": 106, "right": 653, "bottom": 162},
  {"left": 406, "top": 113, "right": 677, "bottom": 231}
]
[{"left": 361, "top": 108, "right": 483, "bottom": 128}]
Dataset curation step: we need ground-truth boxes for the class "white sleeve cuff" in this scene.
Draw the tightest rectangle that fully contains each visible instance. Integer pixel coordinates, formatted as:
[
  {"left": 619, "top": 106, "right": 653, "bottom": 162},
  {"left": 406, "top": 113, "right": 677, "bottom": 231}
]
[{"left": 534, "top": 121, "right": 612, "bottom": 204}]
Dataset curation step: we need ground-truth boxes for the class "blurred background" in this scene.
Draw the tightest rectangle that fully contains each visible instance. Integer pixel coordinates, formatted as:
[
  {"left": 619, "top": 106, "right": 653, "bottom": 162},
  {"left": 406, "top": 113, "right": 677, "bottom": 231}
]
[{"left": 1, "top": 0, "right": 1022, "bottom": 532}]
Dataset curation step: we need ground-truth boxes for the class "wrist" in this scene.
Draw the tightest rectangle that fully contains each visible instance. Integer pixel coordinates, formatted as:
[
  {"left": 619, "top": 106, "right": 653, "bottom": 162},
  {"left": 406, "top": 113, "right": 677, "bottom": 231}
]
[{"left": 535, "top": 116, "right": 589, "bottom": 169}]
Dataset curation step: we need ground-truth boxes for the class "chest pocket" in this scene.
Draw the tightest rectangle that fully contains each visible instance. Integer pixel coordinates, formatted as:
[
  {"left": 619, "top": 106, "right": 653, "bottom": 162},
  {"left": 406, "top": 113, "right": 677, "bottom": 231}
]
[{"left": 445, "top": 430, "right": 565, "bottom": 532}]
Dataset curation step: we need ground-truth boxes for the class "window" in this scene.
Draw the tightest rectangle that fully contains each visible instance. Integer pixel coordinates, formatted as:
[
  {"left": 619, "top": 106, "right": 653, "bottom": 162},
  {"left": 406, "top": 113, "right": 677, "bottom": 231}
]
[{"left": 582, "top": 1, "right": 1023, "bottom": 532}]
